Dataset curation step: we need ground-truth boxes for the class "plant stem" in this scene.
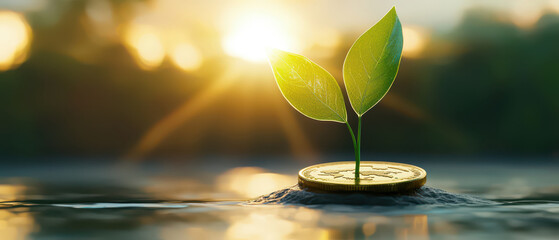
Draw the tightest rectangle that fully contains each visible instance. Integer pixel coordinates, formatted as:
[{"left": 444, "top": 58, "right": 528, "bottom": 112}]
[
  {"left": 345, "top": 121, "right": 360, "bottom": 182},
  {"left": 357, "top": 116, "right": 362, "bottom": 180}
]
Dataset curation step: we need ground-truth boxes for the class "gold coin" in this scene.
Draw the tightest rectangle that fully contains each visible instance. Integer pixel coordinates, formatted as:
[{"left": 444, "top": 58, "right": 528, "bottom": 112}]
[{"left": 298, "top": 161, "right": 427, "bottom": 193}]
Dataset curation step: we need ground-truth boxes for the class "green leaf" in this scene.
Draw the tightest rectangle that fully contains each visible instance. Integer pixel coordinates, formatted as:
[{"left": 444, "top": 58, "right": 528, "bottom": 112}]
[
  {"left": 343, "top": 7, "right": 403, "bottom": 116},
  {"left": 268, "top": 49, "right": 347, "bottom": 123}
]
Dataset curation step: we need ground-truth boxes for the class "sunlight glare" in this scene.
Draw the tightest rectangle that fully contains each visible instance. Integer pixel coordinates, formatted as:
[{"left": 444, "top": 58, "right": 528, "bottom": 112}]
[
  {"left": 0, "top": 209, "right": 34, "bottom": 240},
  {"left": 225, "top": 208, "right": 328, "bottom": 240},
  {"left": 170, "top": 42, "right": 203, "bottom": 71},
  {"left": 217, "top": 167, "right": 294, "bottom": 198},
  {"left": 0, "top": 184, "right": 33, "bottom": 240},
  {"left": 362, "top": 222, "right": 377, "bottom": 237},
  {"left": 124, "top": 25, "right": 165, "bottom": 70},
  {"left": 226, "top": 213, "right": 295, "bottom": 240},
  {"left": 402, "top": 27, "right": 428, "bottom": 59},
  {"left": 511, "top": 1, "right": 543, "bottom": 28},
  {"left": 550, "top": 0, "right": 559, "bottom": 13},
  {"left": 313, "top": 28, "right": 341, "bottom": 49},
  {"left": 0, "top": 184, "right": 25, "bottom": 202},
  {"left": 0, "top": 11, "right": 31, "bottom": 71},
  {"left": 222, "top": 14, "right": 298, "bottom": 62}
]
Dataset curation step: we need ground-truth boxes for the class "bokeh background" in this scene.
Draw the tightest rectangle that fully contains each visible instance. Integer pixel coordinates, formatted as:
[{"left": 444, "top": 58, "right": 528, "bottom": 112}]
[
  {"left": 1, "top": 0, "right": 558, "bottom": 163},
  {"left": 1, "top": 1, "right": 559, "bottom": 239}
]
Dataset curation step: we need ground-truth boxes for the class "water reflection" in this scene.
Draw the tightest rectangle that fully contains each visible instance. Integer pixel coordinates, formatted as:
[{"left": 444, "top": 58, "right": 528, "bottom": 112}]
[
  {"left": 216, "top": 167, "right": 295, "bottom": 198},
  {"left": 0, "top": 161, "right": 557, "bottom": 240},
  {"left": 362, "top": 222, "right": 377, "bottom": 237},
  {"left": 226, "top": 212, "right": 296, "bottom": 240},
  {"left": 336, "top": 215, "right": 429, "bottom": 239},
  {"left": 0, "top": 184, "right": 25, "bottom": 202},
  {"left": 160, "top": 225, "right": 223, "bottom": 240},
  {"left": 225, "top": 207, "right": 328, "bottom": 240},
  {"left": 397, "top": 215, "right": 429, "bottom": 240},
  {"left": 224, "top": 208, "right": 429, "bottom": 240},
  {"left": 0, "top": 209, "right": 34, "bottom": 240}
]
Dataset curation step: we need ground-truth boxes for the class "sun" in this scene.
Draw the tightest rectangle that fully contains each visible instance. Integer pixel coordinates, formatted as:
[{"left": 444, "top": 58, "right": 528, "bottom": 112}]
[{"left": 222, "top": 14, "right": 298, "bottom": 62}]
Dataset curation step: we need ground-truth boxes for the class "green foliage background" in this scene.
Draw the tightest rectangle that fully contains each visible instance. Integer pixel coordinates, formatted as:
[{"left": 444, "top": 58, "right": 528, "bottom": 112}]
[{"left": 0, "top": 5, "right": 558, "bottom": 158}]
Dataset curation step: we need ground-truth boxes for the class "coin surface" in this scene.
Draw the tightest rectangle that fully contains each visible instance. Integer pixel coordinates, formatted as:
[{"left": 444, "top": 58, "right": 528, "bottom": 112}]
[{"left": 298, "top": 161, "right": 427, "bottom": 193}]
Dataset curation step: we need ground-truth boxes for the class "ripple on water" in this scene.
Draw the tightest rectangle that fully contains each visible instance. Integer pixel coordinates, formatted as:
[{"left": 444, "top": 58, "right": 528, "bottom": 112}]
[
  {"left": 250, "top": 185, "right": 495, "bottom": 206},
  {"left": 51, "top": 203, "right": 190, "bottom": 209}
]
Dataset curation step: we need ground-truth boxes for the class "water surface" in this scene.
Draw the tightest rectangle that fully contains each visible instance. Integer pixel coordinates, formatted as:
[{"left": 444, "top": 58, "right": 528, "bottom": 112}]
[{"left": 0, "top": 157, "right": 557, "bottom": 239}]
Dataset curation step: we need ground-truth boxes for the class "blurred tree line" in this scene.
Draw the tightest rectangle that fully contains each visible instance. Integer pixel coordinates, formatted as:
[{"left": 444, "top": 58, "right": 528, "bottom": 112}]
[
  {"left": 361, "top": 9, "right": 559, "bottom": 156},
  {"left": 0, "top": 4, "right": 558, "bottom": 158}
]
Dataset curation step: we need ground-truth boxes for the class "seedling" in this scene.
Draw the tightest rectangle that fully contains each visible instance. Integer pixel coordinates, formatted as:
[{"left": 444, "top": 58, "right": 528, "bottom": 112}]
[{"left": 267, "top": 7, "right": 403, "bottom": 181}]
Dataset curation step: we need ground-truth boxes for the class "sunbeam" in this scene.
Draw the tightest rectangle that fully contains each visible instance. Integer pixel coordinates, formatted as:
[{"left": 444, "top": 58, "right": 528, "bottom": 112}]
[
  {"left": 274, "top": 98, "right": 318, "bottom": 163},
  {"left": 125, "top": 64, "right": 241, "bottom": 160}
]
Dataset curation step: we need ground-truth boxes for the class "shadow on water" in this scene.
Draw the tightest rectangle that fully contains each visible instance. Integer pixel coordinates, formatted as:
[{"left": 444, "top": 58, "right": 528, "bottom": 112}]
[{"left": 250, "top": 185, "right": 495, "bottom": 207}]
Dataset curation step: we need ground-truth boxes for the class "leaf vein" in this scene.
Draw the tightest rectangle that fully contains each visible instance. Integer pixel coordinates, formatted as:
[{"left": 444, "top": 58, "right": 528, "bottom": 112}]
[
  {"left": 356, "top": 22, "right": 398, "bottom": 114},
  {"left": 276, "top": 56, "right": 344, "bottom": 122}
]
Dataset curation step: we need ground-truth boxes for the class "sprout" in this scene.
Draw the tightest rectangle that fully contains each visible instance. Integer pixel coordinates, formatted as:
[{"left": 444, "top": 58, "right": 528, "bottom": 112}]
[{"left": 267, "top": 7, "right": 403, "bottom": 181}]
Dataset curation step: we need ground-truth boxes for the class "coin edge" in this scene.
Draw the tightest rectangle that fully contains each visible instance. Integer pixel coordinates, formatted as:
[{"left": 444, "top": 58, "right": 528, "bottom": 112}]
[{"left": 298, "top": 161, "right": 427, "bottom": 192}]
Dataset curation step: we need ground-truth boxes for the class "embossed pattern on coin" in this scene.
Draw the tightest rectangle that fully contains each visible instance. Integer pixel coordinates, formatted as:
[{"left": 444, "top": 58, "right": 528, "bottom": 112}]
[{"left": 298, "top": 161, "right": 427, "bottom": 192}]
